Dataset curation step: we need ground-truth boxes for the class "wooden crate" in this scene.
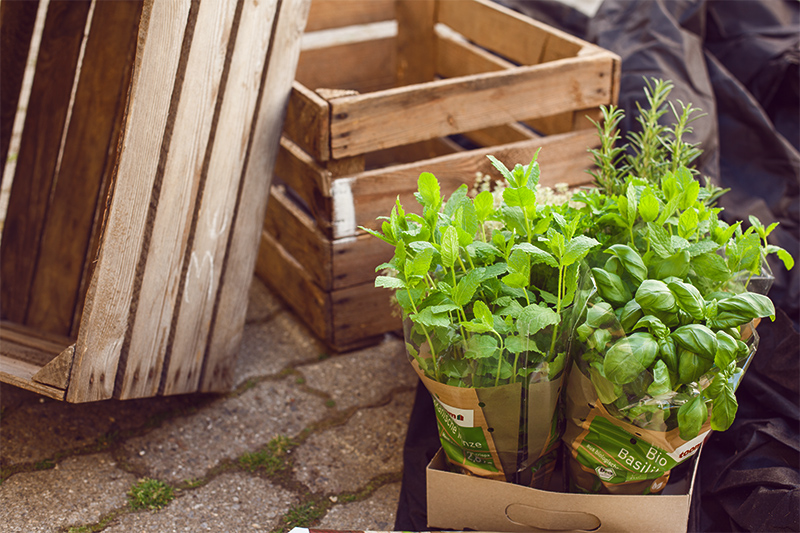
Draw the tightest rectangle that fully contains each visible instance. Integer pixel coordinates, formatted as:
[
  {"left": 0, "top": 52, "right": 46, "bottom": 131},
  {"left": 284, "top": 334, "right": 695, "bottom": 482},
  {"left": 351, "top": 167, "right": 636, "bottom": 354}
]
[
  {"left": 256, "top": 0, "right": 620, "bottom": 352},
  {"left": 0, "top": 0, "right": 311, "bottom": 402}
]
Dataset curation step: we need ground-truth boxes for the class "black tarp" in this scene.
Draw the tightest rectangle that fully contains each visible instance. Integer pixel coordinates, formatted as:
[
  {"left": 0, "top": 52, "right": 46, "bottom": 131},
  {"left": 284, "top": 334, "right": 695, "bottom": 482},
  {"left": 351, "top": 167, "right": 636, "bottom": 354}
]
[{"left": 394, "top": 1, "right": 800, "bottom": 531}]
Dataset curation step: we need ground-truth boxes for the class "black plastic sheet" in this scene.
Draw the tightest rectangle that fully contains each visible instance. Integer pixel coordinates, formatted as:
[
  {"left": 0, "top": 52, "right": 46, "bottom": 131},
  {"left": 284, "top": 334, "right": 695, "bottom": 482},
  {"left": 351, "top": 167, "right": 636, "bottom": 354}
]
[{"left": 394, "top": 1, "right": 799, "bottom": 531}]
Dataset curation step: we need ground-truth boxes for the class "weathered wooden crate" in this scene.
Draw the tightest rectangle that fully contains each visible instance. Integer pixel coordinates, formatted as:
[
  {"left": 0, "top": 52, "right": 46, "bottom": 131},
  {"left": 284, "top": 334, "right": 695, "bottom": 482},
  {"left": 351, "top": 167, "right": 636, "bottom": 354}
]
[
  {"left": 0, "top": 0, "right": 311, "bottom": 402},
  {"left": 256, "top": 0, "right": 620, "bottom": 352}
]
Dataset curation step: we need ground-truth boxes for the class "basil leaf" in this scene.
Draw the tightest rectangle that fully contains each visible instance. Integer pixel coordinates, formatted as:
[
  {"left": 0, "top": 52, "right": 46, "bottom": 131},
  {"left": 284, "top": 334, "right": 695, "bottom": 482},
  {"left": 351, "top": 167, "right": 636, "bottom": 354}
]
[
  {"left": 647, "top": 359, "right": 672, "bottom": 397},
  {"left": 635, "top": 279, "right": 677, "bottom": 314},
  {"left": 672, "top": 324, "right": 718, "bottom": 360},
  {"left": 603, "top": 332, "right": 659, "bottom": 385},
  {"left": 651, "top": 249, "right": 691, "bottom": 280},
  {"left": 707, "top": 376, "right": 738, "bottom": 432},
  {"left": 667, "top": 280, "right": 705, "bottom": 320},
  {"left": 606, "top": 244, "right": 647, "bottom": 284},
  {"left": 678, "top": 395, "right": 708, "bottom": 440},
  {"left": 619, "top": 299, "right": 644, "bottom": 332},
  {"left": 589, "top": 365, "right": 621, "bottom": 404},
  {"left": 677, "top": 349, "right": 713, "bottom": 384},
  {"left": 587, "top": 301, "right": 615, "bottom": 328},
  {"left": 714, "top": 330, "right": 739, "bottom": 369},
  {"left": 633, "top": 315, "right": 669, "bottom": 339},
  {"left": 592, "top": 268, "right": 632, "bottom": 306},
  {"left": 716, "top": 292, "right": 776, "bottom": 322},
  {"left": 658, "top": 338, "right": 678, "bottom": 373}
]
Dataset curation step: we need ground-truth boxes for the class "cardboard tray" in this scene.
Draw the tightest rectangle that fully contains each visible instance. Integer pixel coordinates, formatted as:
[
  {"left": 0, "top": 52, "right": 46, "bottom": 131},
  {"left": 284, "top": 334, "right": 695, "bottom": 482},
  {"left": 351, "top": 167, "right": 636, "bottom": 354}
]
[{"left": 426, "top": 448, "right": 699, "bottom": 532}]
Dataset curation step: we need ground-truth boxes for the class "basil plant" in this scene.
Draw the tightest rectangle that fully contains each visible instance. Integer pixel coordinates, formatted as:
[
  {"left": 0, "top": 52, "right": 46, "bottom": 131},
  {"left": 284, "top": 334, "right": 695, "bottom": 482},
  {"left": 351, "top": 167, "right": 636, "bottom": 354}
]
[{"left": 363, "top": 154, "right": 599, "bottom": 388}]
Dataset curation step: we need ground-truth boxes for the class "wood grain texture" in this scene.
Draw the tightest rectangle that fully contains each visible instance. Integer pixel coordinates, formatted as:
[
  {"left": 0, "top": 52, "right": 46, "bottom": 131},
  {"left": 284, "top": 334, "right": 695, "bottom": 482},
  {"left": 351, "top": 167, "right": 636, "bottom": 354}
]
[
  {"left": 296, "top": 36, "right": 396, "bottom": 94},
  {"left": 436, "top": 29, "right": 513, "bottom": 79},
  {"left": 305, "top": 0, "right": 393, "bottom": 32},
  {"left": 329, "top": 55, "right": 615, "bottom": 158},
  {"left": 120, "top": 0, "right": 239, "bottom": 399},
  {"left": 164, "top": 0, "right": 280, "bottom": 397},
  {"left": 0, "top": 0, "right": 39, "bottom": 175},
  {"left": 396, "top": 0, "right": 436, "bottom": 86},
  {"left": 202, "top": 0, "right": 312, "bottom": 393},
  {"left": 0, "top": 0, "right": 91, "bottom": 325},
  {"left": 32, "top": 345, "right": 75, "bottom": 389},
  {"left": 0, "top": 353, "right": 66, "bottom": 400},
  {"left": 283, "top": 83, "right": 329, "bottom": 161},
  {"left": 26, "top": 1, "right": 142, "bottom": 338},
  {"left": 67, "top": 0, "right": 192, "bottom": 403}
]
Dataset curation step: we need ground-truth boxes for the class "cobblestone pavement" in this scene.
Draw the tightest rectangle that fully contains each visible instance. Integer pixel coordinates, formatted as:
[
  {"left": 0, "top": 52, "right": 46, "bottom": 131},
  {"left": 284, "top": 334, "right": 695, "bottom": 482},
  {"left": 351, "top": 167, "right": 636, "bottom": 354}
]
[{"left": 0, "top": 277, "right": 420, "bottom": 532}]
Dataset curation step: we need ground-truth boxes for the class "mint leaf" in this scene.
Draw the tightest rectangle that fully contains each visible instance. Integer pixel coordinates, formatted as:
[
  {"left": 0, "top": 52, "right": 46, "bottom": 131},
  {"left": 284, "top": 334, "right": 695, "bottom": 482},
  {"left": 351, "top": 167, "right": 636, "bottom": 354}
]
[{"left": 517, "top": 304, "right": 560, "bottom": 337}]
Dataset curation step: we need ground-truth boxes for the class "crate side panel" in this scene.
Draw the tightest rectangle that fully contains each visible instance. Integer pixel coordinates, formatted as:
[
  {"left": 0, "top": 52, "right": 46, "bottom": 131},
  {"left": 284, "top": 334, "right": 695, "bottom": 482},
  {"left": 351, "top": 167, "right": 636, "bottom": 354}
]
[
  {"left": 120, "top": 0, "right": 240, "bottom": 399},
  {"left": 202, "top": 0, "right": 312, "bottom": 393},
  {"left": 26, "top": 1, "right": 142, "bottom": 338},
  {"left": 67, "top": 0, "right": 192, "bottom": 403},
  {"left": 396, "top": 0, "right": 436, "bottom": 86},
  {"left": 331, "top": 281, "right": 401, "bottom": 350},
  {"left": 329, "top": 55, "right": 614, "bottom": 158},
  {"left": 297, "top": 36, "right": 396, "bottom": 94},
  {"left": 284, "top": 83, "right": 330, "bottom": 161},
  {"left": 305, "top": 0, "right": 394, "bottom": 32},
  {"left": 0, "top": 1, "right": 91, "bottom": 325}
]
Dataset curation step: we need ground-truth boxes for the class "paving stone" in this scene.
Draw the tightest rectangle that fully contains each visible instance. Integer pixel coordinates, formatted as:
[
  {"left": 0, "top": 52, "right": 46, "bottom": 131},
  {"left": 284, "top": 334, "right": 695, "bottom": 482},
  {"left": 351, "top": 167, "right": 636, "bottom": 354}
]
[
  {"left": 105, "top": 471, "right": 296, "bottom": 532},
  {"left": 245, "top": 277, "right": 284, "bottom": 323},
  {"left": 234, "top": 312, "right": 326, "bottom": 388},
  {"left": 318, "top": 482, "right": 401, "bottom": 531},
  {"left": 119, "top": 378, "right": 326, "bottom": 484},
  {"left": 0, "top": 391, "right": 212, "bottom": 466},
  {"left": 298, "top": 336, "right": 418, "bottom": 411},
  {"left": 293, "top": 390, "right": 415, "bottom": 494},
  {"left": 0, "top": 453, "right": 135, "bottom": 533}
]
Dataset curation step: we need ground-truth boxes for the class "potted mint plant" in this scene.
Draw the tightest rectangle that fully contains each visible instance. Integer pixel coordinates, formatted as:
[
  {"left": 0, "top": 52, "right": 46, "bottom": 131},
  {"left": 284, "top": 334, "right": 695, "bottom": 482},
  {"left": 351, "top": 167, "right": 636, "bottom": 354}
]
[
  {"left": 363, "top": 153, "right": 598, "bottom": 487},
  {"left": 562, "top": 78, "right": 794, "bottom": 494}
]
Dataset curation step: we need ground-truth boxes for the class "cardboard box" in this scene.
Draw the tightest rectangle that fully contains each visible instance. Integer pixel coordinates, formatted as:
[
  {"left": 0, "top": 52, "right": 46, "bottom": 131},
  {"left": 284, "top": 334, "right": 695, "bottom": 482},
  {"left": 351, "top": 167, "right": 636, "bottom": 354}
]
[{"left": 426, "top": 448, "right": 699, "bottom": 532}]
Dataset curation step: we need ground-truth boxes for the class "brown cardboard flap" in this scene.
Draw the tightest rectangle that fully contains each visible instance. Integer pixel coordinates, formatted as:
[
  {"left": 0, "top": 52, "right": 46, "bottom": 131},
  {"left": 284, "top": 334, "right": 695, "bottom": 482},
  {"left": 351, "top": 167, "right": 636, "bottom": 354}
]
[{"left": 506, "top": 503, "right": 601, "bottom": 531}]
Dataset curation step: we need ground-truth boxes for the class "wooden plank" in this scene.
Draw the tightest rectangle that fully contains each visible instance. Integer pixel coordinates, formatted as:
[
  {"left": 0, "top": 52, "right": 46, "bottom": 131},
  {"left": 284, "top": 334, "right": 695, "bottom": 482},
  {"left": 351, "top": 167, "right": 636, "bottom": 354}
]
[
  {"left": 25, "top": 1, "right": 142, "bottom": 337},
  {"left": 461, "top": 123, "right": 538, "bottom": 148},
  {"left": 344, "top": 128, "right": 598, "bottom": 237},
  {"left": 0, "top": 0, "right": 39, "bottom": 174},
  {"left": 296, "top": 36, "right": 396, "bottom": 94},
  {"left": 331, "top": 231, "right": 393, "bottom": 290},
  {"left": 331, "top": 280, "right": 401, "bottom": 349},
  {"left": 396, "top": 0, "right": 436, "bottom": 86},
  {"left": 436, "top": 28, "right": 514, "bottom": 79},
  {"left": 164, "top": 0, "right": 281, "bottom": 397},
  {"left": 256, "top": 228, "right": 332, "bottom": 344},
  {"left": 67, "top": 0, "right": 192, "bottom": 403},
  {"left": 365, "top": 137, "right": 461, "bottom": 170},
  {"left": 436, "top": 0, "right": 584, "bottom": 66},
  {"left": 283, "top": 82, "right": 330, "bottom": 161},
  {"left": 0, "top": 0, "right": 91, "bottom": 325},
  {"left": 264, "top": 185, "right": 331, "bottom": 290},
  {"left": 274, "top": 136, "right": 334, "bottom": 236},
  {"left": 32, "top": 345, "right": 75, "bottom": 390},
  {"left": 120, "top": 0, "right": 239, "bottom": 399},
  {"left": 0, "top": 353, "right": 66, "bottom": 401},
  {"left": 202, "top": 0, "right": 312, "bottom": 393},
  {"left": 305, "top": 0, "right": 394, "bottom": 32},
  {"left": 329, "top": 54, "right": 615, "bottom": 158},
  {"left": 0, "top": 320, "right": 72, "bottom": 359}
]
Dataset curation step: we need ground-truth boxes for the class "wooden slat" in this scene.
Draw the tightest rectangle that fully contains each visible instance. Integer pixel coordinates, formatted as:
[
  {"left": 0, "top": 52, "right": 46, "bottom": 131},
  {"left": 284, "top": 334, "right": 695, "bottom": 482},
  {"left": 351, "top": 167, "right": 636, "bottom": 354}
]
[
  {"left": 119, "top": 0, "right": 239, "bottom": 399},
  {"left": 331, "top": 231, "right": 393, "bottom": 290},
  {"left": 396, "top": 0, "right": 436, "bottom": 86},
  {"left": 436, "top": 0, "right": 584, "bottom": 66},
  {"left": 32, "top": 345, "right": 75, "bottom": 390},
  {"left": 461, "top": 123, "right": 538, "bottom": 147},
  {"left": 274, "top": 136, "right": 334, "bottom": 235},
  {"left": 365, "top": 137, "right": 461, "bottom": 170},
  {"left": 331, "top": 280, "right": 401, "bottom": 349},
  {"left": 67, "top": 0, "right": 193, "bottom": 403},
  {"left": 305, "top": 0, "right": 394, "bottom": 32},
  {"left": 25, "top": 1, "right": 142, "bottom": 337},
  {"left": 202, "top": 0, "right": 312, "bottom": 393},
  {"left": 283, "top": 82, "right": 330, "bottom": 161},
  {"left": 435, "top": 26, "right": 513, "bottom": 79},
  {"left": 264, "top": 185, "right": 331, "bottom": 290},
  {"left": 329, "top": 54, "right": 615, "bottom": 158},
  {"left": 256, "top": 228, "right": 332, "bottom": 344},
  {"left": 0, "top": 1, "right": 91, "bottom": 325},
  {"left": 0, "top": 0, "right": 39, "bottom": 174},
  {"left": 1, "top": 320, "right": 72, "bottom": 360},
  {"left": 296, "top": 36, "right": 396, "bottom": 94},
  {"left": 0, "top": 353, "right": 66, "bottom": 401},
  {"left": 345, "top": 128, "right": 598, "bottom": 237},
  {"left": 163, "top": 0, "right": 281, "bottom": 397}
]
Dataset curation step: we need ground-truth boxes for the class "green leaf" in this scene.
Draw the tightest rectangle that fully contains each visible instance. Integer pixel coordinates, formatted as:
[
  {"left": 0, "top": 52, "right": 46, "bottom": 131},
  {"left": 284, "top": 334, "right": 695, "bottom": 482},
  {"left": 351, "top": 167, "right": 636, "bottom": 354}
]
[
  {"left": 625, "top": 183, "right": 638, "bottom": 225},
  {"left": 464, "top": 334, "right": 499, "bottom": 360},
  {"left": 405, "top": 247, "right": 434, "bottom": 279},
  {"left": 586, "top": 301, "right": 615, "bottom": 328},
  {"left": 517, "top": 304, "right": 560, "bottom": 337},
  {"left": 658, "top": 338, "right": 678, "bottom": 373},
  {"left": 638, "top": 190, "right": 660, "bottom": 223},
  {"left": 678, "top": 208, "right": 699, "bottom": 239},
  {"left": 687, "top": 239, "right": 720, "bottom": 257},
  {"left": 766, "top": 245, "right": 796, "bottom": 270},
  {"left": 416, "top": 172, "right": 441, "bottom": 210},
  {"left": 503, "top": 186, "right": 537, "bottom": 210},
  {"left": 667, "top": 280, "right": 705, "bottom": 320},
  {"left": 632, "top": 315, "right": 669, "bottom": 339},
  {"left": 474, "top": 190, "right": 495, "bottom": 222},
  {"left": 487, "top": 155, "right": 515, "bottom": 185},
  {"left": 648, "top": 223, "right": 674, "bottom": 257},
  {"left": 563, "top": 235, "right": 600, "bottom": 266},
  {"left": 414, "top": 307, "right": 451, "bottom": 327},
  {"left": 440, "top": 226, "right": 459, "bottom": 269},
  {"left": 603, "top": 332, "right": 659, "bottom": 385},
  {"left": 677, "top": 349, "right": 713, "bottom": 384},
  {"left": 635, "top": 279, "right": 677, "bottom": 314},
  {"left": 672, "top": 324, "right": 719, "bottom": 360},
  {"left": 589, "top": 365, "right": 620, "bottom": 404},
  {"left": 375, "top": 276, "right": 406, "bottom": 289},
  {"left": 619, "top": 299, "right": 644, "bottom": 332},
  {"left": 651, "top": 250, "right": 691, "bottom": 280},
  {"left": 472, "top": 300, "right": 494, "bottom": 328},
  {"left": 716, "top": 292, "right": 775, "bottom": 321},
  {"left": 708, "top": 376, "right": 738, "bottom": 431},
  {"left": 647, "top": 359, "right": 672, "bottom": 396},
  {"left": 453, "top": 269, "right": 484, "bottom": 306},
  {"left": 606, "top": 244, "right": 647, "bottom": 284},
  {"left": 714, "top": 330, "right": 739, "bottom": 369},
  {"left": 592, "top": 268, "right": 632, "bottom": 307},
  {"left": 677, "top": 394, "right": 708, "bottom": 440},
  {"left": 511, "top": 242, "right": 558, "bottom": 268},
  {"left": 691, "top": 252, "right": 732, "bottom": 282}
]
